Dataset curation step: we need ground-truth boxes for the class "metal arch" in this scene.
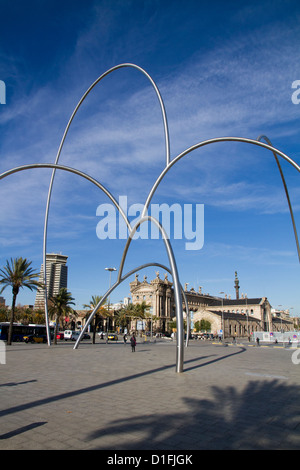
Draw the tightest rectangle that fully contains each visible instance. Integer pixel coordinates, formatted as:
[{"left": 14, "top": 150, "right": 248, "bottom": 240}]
[
  {"left": 181, "top": 289, "right": 190, "bottom": 347},
  {"left": 42, "top": 64, "right": 170, "bottom": 348},
  {"left": 257, "top": 135, "right": 300, "bottom": 263},
  {"left": 117, "top": 215, "right": 184, "bottom": 372},
  {"left": 74, "top": 258, "right": 184, "bottom": 373},
  {"left": 0, "top": 162, "right": 131, "bottom": 346},
  {"left": 142, "top": 136, "right": 300, "bottom": 215},
  {"left": 54, "top": 63, "right": 170, "bottom": 169},
  {"left": 73, "top": 261, "right": 190, "bottom": 350},
  {"left": 141, "top": 136, "right": 300, "bottom": 267},
  {"left": 1, "top": 62, "right": 299, "bottom": 373},
  {"left": 0, "top": 164, "right": 131, "bottom": 229}
]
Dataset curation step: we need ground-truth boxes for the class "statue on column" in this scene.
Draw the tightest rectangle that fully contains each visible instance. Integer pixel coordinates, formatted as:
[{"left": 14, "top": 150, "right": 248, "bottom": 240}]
[{"left": 234, "top": 271, "right": 240, "bottom": 300}]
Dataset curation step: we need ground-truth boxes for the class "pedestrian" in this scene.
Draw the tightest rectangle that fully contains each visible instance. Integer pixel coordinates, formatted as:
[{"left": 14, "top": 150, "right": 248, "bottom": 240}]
[
  {"left": 130, "top": 334, "right": 136, "bottom": 352},
  {"left": 123, "top": 334, "right": 127, "bottom": 344},
  {"left": 256, "top": 336, "right": 260, "bottom": 346}
]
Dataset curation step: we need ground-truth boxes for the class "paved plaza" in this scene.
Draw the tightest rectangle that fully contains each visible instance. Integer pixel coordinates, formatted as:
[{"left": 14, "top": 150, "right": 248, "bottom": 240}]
[{"left": 1, "top": 338, "right": 300, "bottom": 451}]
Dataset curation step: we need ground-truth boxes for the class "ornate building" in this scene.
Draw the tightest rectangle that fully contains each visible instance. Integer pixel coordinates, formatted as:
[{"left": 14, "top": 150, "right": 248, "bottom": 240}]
[
  {"left": 129, "top": 271, "right": 292, "bottom": 337},
  {"left": 130, "top": 272, "right": 173, "bottom": 332}
]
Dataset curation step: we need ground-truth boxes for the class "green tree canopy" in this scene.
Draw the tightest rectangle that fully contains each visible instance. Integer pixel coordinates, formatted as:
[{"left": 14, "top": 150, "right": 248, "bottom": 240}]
[
  {"left": 83, "top": 295, "right": 109, "bottom": 343},
  {"left": 49, "top": 288, "right": 76, "bottom": 344},
  {"left": 0, "top": 257, "right": 43, "bottom": 345},
  {"left": 194, "top": 319, "right": 211, "bottom": 332}
]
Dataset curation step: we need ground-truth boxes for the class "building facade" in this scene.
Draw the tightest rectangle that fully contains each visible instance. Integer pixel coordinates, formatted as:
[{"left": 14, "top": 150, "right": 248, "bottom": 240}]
[
  {"left": 129, "top": 271, "right": 293, "bottom": 337},
  {"left": 34, "top": 253, "right": 68, "bottom": 310}
]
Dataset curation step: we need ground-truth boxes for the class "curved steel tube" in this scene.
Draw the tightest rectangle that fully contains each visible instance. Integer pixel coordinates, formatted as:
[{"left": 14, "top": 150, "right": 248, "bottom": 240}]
[
  {"left": 257, "top": 135, "right": 300, "bottom": 263},
  {"left": 1, "top": 62, "right": 299, "bottom": 373},
  {"left": 181, "top": 289, "right": 190, "bottom": 347},
  {"left": 142, "top": 136, "right": 300, "bottom": 216},
  {"left": 43, "top": 63, "right": 170, "bottom": 346},
  {"left": 117, "top": 215, "right": 184, "bottom": 372},
  {"left": 0, "top": 162, "right": 131, "bottom": 345},
  {"left": 74, "top": 259, "right": 185, "bottom": 372},
  {"left": 54, "top": 63, "right": 170, "bottom": 168},
  {"left": 73, "top": 261, "right": 190, "bottom": 350}
]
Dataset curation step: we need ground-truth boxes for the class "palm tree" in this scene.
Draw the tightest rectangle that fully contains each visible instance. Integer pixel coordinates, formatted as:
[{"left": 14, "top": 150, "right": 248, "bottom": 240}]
[
  {"left": 114, "top": 303, "right": 136, "bottom": 333},
  {"left": 48, "top": 288, "right": 75, "bottom": 344},
  {"left": 0, "top": 257, "right": 43, "bottom": 345},
  {"left": 135, "top": 300, "right": 151, "bottom": 317},
  {"left": 115, "top": 302, "right": 152, "bottom": 334},
  {"left": 135, "top": 301, "right": 152, "bottom": 332},
  {"left": 83, "top": 295, "right": 109, "bottom": 344}
]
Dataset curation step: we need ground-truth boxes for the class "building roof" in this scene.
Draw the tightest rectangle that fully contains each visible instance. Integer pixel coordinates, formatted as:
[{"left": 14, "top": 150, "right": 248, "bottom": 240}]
[
  {"left": 208, "top": 310, "right": 261, "bottom": 321},
  {"left": 208, "top": 298, "right": 264, "bottom": 307}
]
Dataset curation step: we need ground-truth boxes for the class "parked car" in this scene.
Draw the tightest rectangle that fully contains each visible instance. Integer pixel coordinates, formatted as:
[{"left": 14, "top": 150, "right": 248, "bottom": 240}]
[
  {"left": 56, "top": 332, "right": 64, "bottom": 340},
  {"left": 71, "top": 331, "right": 80, "bottom": 341},
  {"left": 24, "top": 334, "right": 47, "bottom": 344},
  {"left": 64, "top": 330, "right": 74, "bottom": 341},
  {"left": 64, "top": 330, "right": 90, "bottom": 341},
  {"left": 107, "top": 333, "right": 118, "bottom": 341}
]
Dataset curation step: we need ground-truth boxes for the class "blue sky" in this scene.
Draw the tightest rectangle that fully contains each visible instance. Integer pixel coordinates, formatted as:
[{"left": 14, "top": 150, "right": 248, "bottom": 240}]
[{"left": 0, "top": 0, "right": 300, "bottom": 315}]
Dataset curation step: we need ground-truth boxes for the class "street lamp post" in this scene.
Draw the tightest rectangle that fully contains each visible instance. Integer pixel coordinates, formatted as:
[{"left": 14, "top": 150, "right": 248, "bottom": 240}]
[
  {"left": 105, "top": 267, "right": 117, "bottom": 333},
  {"left": 219, "top": 292, "right": 225, "bottom": 342},
  {"left": 246, "top": 295, "right": 249, "bottom": 338}
]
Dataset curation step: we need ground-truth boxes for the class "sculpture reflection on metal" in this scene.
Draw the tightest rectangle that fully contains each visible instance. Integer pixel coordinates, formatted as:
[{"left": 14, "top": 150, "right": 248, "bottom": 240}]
[{"left": 1, "top": 63, "right": 300, "bottom": 373}]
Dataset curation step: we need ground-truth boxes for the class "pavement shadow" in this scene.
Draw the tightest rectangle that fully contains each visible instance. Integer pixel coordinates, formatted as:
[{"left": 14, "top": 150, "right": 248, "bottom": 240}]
[
  {"left": 0, "top": 421, "right": 47, "bottom": 440},
  {"left": 87, "top": 378, "right": 300, "bottom": 450},
  {"left": 0, "top": 348, "right": 245, "bottom": 418},
  {"left": 0, "top": 380, "right": 37, "bottom": 387}
]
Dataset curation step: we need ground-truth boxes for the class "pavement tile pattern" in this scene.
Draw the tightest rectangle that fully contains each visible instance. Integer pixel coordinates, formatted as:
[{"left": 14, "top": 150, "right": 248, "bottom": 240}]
[{"left": 1, "top": 339, "right": 300, "bottom": 450}]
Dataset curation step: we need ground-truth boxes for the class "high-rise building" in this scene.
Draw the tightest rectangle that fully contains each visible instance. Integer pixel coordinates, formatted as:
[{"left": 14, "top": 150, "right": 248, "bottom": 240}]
[{"left": 34, "top": 253, "right": 68, "bottom": 310}]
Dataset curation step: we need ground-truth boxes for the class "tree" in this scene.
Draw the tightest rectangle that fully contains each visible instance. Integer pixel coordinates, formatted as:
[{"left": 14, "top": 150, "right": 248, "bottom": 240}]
[
  {"left": 135, "top": 301, "right": 151, "bottom": 317},
  {"left": 0, "top": 305, "right": 9, "bottom": 322},
  {"left": 0, "top": 257, "right": 43, "bottom": 345},
  {"left": 134, "top": 301, "right": 151, "bottom": 331},
  {"left": 135, "top": 301, "right": 161, "bottom": 334},
  {"left": 48, "top": 288, "right": 75, "bottom": 344},
  {"left": 114, "top": 301, "right": 155, "bottom": 334},
  {"left": 194, "top": 319, "right": 211, "bottom": 332},
  {"left": 169, "top": 319, "right": 187, "bottom": 332},
  {"left": 114, "top": 303, "right": 137, "bottom": 333},
  {"left": 83, "top": 295, "right": 109, "bottom": 344}
]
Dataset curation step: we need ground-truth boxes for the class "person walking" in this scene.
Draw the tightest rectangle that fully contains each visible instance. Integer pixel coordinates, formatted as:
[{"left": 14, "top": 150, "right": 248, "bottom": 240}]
[{"left": 130, "top": 334, "right": 136, "bottom": 352}]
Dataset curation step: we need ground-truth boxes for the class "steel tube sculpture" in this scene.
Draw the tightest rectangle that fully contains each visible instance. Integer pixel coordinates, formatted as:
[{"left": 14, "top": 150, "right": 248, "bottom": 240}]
[
  {"left": 142, "top": 136, "right": 300, "bottom": 216},
  {"left": 42, "top": 64, "right": 170, "bottom": 345},
  {"left": 258, "top": 135, "right": 300, "bottom": 263},
  {"left": 118, "top": 215, "right": 184, "bottom": 372},
  {"left": 1, "top": 63, "right": 299, "bottom": 373},
  {"left": 73, "top": 261, "right": 190, "bottom": 353},
  {"left": 0, "top": 162, "right": 131, "bottom": 347}
]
